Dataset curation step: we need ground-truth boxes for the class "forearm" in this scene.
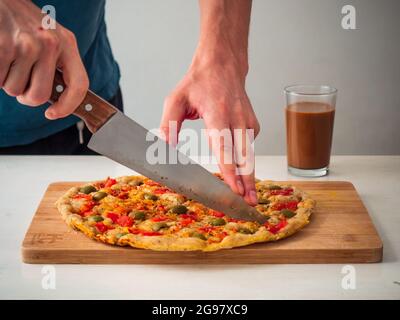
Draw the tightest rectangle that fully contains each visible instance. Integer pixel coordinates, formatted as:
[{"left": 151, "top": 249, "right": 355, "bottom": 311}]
[
  {"left": 162, "top": 0, "right": 257, "bottom": 204},
  {"left": 193, "top": 0, "right": 252, "bottom": 78}
]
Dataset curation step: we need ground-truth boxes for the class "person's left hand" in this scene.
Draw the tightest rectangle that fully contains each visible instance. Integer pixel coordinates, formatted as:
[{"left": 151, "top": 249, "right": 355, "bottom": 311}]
[{"left": 160, "top": 54, "right": 260, "bottom": 205}]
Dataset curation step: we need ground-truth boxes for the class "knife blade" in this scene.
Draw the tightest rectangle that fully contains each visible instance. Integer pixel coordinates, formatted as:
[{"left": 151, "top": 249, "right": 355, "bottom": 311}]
[{"left": 50, "top": 71, "right": 268, "bottom": 224}]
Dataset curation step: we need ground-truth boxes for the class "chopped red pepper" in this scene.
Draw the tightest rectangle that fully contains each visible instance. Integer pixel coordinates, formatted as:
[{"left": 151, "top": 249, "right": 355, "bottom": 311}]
[
  {"left": 73, "top": 194, "right": 92, "bottom": 200},
  {"left": 95, "top": 222, "right": 110, "bottom": 233},
  {"left": 198, "top": 226, "right": 217, "bottom": 233},
  {"left": 82, "top": 210, "right": 94, "bottom": 217},
  {"left": 107, "top": 212, "right": 120, "bottom": 223},
  {"left": 145, "top": 180, "right": 161, "bottom": 187},
  {"left": 117, "top": 192, "right": 129, "bottom": 200},
  {"left": 207, "top": 231, "right": 228, "bottom": 243},
  {"left": 210, "top": 210, "right": 225, "bottom": 218},
  {"left": 264, "top": 219, "right": 288, "bottom": 234},
  {"left": 179, "top": 218, "right": 194, "bottom": 227},
  {"left": 140, "top": 231, "right": 161, "bottom": 236},
  {"left": 153, "top": 188, "right": 170, "bottom": 194},
  {"left": 129, "top": 228, "right": 161, "bottom": 236},
  {"left": 104, "top": 177, "right": 117, "bottom": 188},
  {"left": 151, "top": 216, "right": 169, "bottom": 222},
  {"left": 121, "top": 186, "right": 132, "bottom": 192},
  {"left": 156, "top": 205, "right": 167, "bottom": 213},
  {"left": 109, "top": 189, "right": 120, "bottom": 197},
  {"left": 180, "top": 212, "right": 198, "bottom": 221},
  {"left": 80, "top": 200, "right": 96, "bottom": 214},
  {"left": 270, "top": 188, "right": 294, "bottom": 196},
  {"left": 114, "top": 206, "right": 128, "bottom": 215},
  {"left": 93, "top": 182, "right": 105, "bottom": 189},
  {"left": 273, "top": 200, "right": 298, "bottom": 211},
  {"left": 117, "top": 215, "right": 134, "bottom": 227},
  {"left": 216, "top": 231, "right": 228, "bottom": 240},
  {"left": 134, "top": 203, "right": 146, "bottom": 210}
]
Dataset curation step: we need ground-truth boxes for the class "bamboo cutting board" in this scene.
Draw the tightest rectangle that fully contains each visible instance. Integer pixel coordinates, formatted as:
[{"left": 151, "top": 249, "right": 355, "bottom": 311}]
[{"left": 22, "top": 181, "right": 383, "bottom": 264}]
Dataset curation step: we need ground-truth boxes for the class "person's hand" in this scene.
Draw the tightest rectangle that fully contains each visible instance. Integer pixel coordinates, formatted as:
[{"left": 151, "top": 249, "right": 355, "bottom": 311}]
[
  {"left": 160, "top": 54, "right": 260, "bottom": 205},
  {"left": 161, "top": 0, "right": 258, "bottom": 205},
  {"left": 0, "top": 0, "right": 88, "bottom": 119}
]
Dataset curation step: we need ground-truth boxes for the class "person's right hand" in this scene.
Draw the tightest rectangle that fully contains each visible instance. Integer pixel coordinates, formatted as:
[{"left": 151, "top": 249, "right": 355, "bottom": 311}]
[{"left": 0, "top": 0, "right": 88, "bottom": 119}]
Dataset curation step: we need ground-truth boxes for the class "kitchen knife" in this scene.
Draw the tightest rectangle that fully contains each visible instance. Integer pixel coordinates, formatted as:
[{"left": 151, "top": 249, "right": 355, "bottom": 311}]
[{"left": 49, "top": 71, "right": 268, "bottom": 224}]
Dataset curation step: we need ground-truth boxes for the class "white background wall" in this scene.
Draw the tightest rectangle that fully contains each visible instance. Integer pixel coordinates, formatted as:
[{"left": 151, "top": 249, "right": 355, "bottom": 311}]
[{"left": 105, "top": 0, "right": 400, "bottom": 155}]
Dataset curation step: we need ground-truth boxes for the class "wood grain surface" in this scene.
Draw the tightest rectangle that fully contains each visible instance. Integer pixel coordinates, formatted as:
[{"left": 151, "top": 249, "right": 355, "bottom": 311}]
[{"left": 21, "top": 181, "right": 383, "bottom": 264}]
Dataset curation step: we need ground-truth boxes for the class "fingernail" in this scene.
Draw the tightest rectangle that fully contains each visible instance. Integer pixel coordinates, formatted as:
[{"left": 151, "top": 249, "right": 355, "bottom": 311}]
[
  {"left": 45, "top": 111, "right": 55, "bottom": 119},
  {"left": 249, "top": 190, "right": 258, "bottom": 205},
  {"left": 236, "top": 180, "right": 244, "bottom": 195}
]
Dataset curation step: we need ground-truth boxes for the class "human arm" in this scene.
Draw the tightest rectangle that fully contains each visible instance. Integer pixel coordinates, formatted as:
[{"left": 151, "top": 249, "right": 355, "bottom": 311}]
[{"left": 160, "top": 0, "right": 259, "bottom": 205}]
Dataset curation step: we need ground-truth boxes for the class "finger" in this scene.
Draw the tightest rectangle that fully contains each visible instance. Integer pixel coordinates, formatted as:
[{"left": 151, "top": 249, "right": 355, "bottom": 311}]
[
  {"left": 45, "top": 32, "right": 88, "bottom": 119},
  {"left": 241, "top": 173, "right": 257, "bottom": 205},
  {"left": 243, "top": 94, "right": 260, "bottom": 137},
  {"left": 230, "top": 97, "right": 258, "bottom": 204},
  {"left": 0, "top": 40, "right": 14, "bottom": 87},
  {"left": 237, "top": 159, "right": 257, "bottom": 206},
  {"left": 17, "top": 32, "right": 59, "bottom": 106},
  {"left": 250, "top": 115, "right": 260, "bottom": 138},
  {"left": 242, "top": 107, "right": 259, "bottom": 204},
  {"left": 2, "top": 41, "right": 39, "bottom": 97},
  {"left": 159, "top": 93, "right": 186, "bottom": 146},
  {"left": 203, "top": 113, "right": 244, "bottom": 196},
  {"left": 231, "top": 123, "right": 257, "bottom": 205},
  {"left": 0, "top": 63, "right": 10, "bottom": 88}
]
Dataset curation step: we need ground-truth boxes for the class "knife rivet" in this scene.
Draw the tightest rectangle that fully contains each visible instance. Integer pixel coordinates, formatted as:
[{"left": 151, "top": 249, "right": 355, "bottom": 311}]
[
  {"left": 84, "top": 104, "right": 93, "bottom": 112},
  {"left": 55, "top": 85, "right": 64, "bottom": 93}
]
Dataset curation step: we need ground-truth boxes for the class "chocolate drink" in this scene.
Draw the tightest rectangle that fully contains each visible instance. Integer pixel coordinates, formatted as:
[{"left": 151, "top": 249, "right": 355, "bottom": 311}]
[{"left": 286, "top": 102, "right": 335, "bottom": 169}]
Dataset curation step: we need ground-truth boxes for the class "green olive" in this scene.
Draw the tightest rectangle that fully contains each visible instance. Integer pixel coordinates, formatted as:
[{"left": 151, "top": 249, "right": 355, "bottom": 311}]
[
  {"left": 238, "top": 227, "right": 255, "bottom": 234},
  {"left": 80, "top": 185, "right": 97, "bottom": 194},
  {"left": 152, "top": 222, "right": 168, "bottom": 232},
  {"left": 130, "top": 180, "right": 143, "bottom": 186},
  {"left": 192, "top": 232, "right": 207, "bottom": 241},
  {"left": 93, "top": 191, "right": 108, "bottom": 201},
  {"left": 129, "top": 211, "right": 146, "bottom": 220},
  {"left": 144, "top": 193, "right": 158, "bottom": 201},
  {"left": 269, "top": 185, "right": 282, "bottom": 190},
  {"left": 281, "top": 209, "right": 296, "bottom": 218},
  {"left": 88, "top": 215, "right": 104, "bottom": 223},
  {"left": 210, "top": 218, "right": 226, "bottom": 226},
  {"left": 258, "top": 198, "right": 270, "bottom": 205},
  {"left": 171, "top": 205, "right": 188, "bottom": 215},
  {"left": 115, "top": 232, "right": 128, "bottom": 239}
]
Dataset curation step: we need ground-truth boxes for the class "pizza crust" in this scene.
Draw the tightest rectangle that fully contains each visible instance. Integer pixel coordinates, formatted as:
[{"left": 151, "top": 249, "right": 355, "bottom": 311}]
[{"left": 55, "top": 176, "right": 314, "bottom": 251}]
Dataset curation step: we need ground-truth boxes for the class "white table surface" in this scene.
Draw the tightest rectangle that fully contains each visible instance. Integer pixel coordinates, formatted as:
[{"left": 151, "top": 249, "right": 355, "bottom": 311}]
[{"left": 0, "top": 155, "right": 399, "bottom": 300}]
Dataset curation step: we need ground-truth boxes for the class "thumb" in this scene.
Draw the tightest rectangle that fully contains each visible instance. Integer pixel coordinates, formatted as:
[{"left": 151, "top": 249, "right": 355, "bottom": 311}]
[{"left": 160, "top": 93, "right": 186, "bottom": 146}]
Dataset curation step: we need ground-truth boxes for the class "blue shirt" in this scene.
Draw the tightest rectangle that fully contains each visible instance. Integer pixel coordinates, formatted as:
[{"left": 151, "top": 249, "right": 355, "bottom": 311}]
[{"left": 0, "top": 0, "right": 120, "bottom": 147}]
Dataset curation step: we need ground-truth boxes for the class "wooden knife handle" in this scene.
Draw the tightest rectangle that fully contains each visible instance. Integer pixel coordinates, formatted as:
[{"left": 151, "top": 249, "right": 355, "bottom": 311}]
[{"left": 49, "top": 70, "right": 117, "bottom": 133}]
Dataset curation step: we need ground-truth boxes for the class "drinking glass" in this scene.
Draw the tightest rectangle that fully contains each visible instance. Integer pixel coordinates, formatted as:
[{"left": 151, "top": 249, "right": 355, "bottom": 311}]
[{"left": 285, "top": 85, "right": 337, "bottom": 177}]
